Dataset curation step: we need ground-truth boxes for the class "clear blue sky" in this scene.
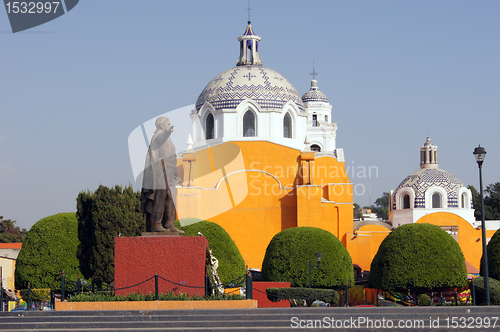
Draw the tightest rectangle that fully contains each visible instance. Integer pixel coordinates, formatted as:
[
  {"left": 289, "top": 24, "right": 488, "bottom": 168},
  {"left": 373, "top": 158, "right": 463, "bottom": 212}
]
[{"left": 1, "top": 0, "right": 499, "bottom": 230}]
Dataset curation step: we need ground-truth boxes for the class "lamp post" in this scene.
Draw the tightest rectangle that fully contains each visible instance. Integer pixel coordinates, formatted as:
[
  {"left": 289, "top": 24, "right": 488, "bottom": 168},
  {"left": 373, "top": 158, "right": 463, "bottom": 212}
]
[
  {"left": 309, "top": 252, "right": 322, "bottom": 288},
  {"left": 473, "top": 145, "right": 489, "bottom": 305}
]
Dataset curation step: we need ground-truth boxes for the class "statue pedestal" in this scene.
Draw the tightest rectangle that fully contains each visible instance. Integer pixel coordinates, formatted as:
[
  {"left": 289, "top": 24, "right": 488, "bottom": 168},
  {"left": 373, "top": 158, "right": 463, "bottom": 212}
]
[{"left": 114, "top": 236, "right": 209, "bottom": 296}]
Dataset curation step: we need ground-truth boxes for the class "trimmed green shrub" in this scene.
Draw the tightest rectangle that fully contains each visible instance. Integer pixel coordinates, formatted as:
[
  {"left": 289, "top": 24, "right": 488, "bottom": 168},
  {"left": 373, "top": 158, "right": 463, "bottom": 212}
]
[
  {"left": 176, "top": 219, "right": 246, "bottom": 285},
  {"left": 76, "top": 185, "right": 145, "bottom": 285},
  {"left": 68, "top": 291, "right": 244, "bottom": 302},
  {"left": 417, "top": 294, "right": 431, "bottom": 306},
  {"left": 266, "top": 287, "right": 339, "bottom": 307},
  {"left": 472, "top": 277, "right": 500, "bottom": 305},
  {"left": 15, "top": 213, "right": 82, "bottom": 289},
  {"left": 369, "top": 223, "right": 468, "bottom": 294},
  {"left": 261, "top": 227, "right": 354, "bottom": 288},
  {"left": 481, "top": 229, "right": 500, "bottom": 280}
]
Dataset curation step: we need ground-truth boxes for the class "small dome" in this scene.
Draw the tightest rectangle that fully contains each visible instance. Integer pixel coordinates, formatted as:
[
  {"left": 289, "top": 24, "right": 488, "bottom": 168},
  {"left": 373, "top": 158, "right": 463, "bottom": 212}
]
[
  {"left": 394, "top": 168, "right": 465, "bottom": 208},
  {"left": 302, "top": 80, "right": 328, "bottom": 103},
  {"left": 196, "top": 66, "right": 304, "bottom": 112}
]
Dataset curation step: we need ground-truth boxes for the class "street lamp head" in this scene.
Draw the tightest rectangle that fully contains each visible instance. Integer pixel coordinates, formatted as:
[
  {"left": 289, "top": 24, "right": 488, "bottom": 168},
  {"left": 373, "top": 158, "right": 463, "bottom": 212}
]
[
  {"left": 473, "top": 145, "right": 487, "bottom": 167},
  {"left": 315, "top": 252, "right": 322, "bottom": 263}
]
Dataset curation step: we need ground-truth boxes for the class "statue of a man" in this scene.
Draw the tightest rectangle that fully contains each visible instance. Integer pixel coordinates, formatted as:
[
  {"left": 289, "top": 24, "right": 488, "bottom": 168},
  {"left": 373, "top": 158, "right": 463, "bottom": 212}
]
[{"left": 141, "top": 117, "right": 184, "bottom": 233}]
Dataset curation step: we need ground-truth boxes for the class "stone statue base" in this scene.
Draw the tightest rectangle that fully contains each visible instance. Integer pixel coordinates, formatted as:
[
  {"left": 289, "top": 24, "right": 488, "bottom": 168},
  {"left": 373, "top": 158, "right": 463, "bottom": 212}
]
[{"left": 142, "top": 229, "right": 183, "bottom": 236}]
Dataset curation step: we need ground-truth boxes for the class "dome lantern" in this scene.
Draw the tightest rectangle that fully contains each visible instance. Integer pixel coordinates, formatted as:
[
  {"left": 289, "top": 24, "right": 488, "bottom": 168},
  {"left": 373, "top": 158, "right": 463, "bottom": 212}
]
[
  {"left": 236, "top": 23, "right": 262, "bottom": 66},
  {"left": 420, "top": 137, "right": 438, "bottom": 169}
]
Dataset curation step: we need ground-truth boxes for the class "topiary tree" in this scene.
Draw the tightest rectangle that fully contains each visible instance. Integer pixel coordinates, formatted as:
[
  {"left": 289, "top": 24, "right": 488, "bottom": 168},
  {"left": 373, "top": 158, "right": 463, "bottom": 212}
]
[
  {"left": 176, "top": 218, "right": 246, "bottom": 285},
  {"left": 369, "top": 223, "right": 468, "bottom": 297},
  {"left": 261, "top": 227, "right": 354, "bottom": 288},
  {"left": 480, "top": 228, "right": 500, "bottom": 280},
  {"left": 471, "top": 276, "right": 500, "bottom": 305},
  {"left": 76, "top": 185, "right": 145, "bottom": 286},
  {"left": 15, "top": 213, "right": 82, "bottom": 289}
]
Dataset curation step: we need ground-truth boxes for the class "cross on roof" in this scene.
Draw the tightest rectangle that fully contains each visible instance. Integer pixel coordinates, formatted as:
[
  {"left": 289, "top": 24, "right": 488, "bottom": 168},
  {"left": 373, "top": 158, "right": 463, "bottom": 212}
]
[
  {"left": 310, "top": 59, "right": 318, "bottom": 80},
  {"left": 247, "top": 0, "right": 252, "bottom": 24}
]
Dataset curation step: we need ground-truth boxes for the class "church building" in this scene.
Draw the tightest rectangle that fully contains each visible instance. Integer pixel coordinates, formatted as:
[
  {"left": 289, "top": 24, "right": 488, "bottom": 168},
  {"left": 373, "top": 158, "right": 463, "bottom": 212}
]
[
  {"left": 348, "top": 137, "right": 497, "bottom": 272},
  {"left": 176, "top": 23, "right": 353, "bottom": 269},
  {"left": 173, "top": 22, "right": 496, "bottom": 274}
]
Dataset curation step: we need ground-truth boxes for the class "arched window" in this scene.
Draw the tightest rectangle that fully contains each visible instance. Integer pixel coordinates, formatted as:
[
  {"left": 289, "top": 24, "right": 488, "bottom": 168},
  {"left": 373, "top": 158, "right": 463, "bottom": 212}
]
[
  {"left": 205, "top": 113, "right": 214, "bottom": 140},
  {"left": 403, "top": 194, "right": 410, "bottom": 209},
  {"left": 243, "top": 111, "right": 255, "bottom": 137},
  {"left": 312, "top": 114, "right": 318, "bottom": 127},
  {"left": 283, "top": 112, "right": 292, "bottom": 138},
  {"left": 310, "top": 144, "right": 321, "bottom": 152},
  {"left": 432, "top": 193, "right": 441, "bottom": 208},
  {"left": 461, "top": 192, "right": 467, "bottom": 208}
]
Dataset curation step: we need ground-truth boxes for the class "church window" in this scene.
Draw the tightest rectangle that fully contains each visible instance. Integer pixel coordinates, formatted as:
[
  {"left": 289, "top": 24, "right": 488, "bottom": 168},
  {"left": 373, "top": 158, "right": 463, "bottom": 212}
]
[
  {"left": 312, "top": 114, "right": 318, "bottom": 127},
  {"left": 432, "top": 193, "right": 441, "bottom": 208},
  {"left": 311, "top": 144, "right": 321, "bottom": 152},
  {"left": 205, "top": 113, "right": 214, "bottom": 139},
  {"left": 403, "top": 194, "right": 410, "bottom": 209},
  {"left": 283, "top": 112, "right": 292, "bottom": 138},
  {"left": 325, "top": 115, "right": 328, "bottom": 122},
  {"left": 461, "top": 192, "right": 467, "bottom": 208},
  {"left": 243, "top": 111, "right": 256, "bottom": 137}
]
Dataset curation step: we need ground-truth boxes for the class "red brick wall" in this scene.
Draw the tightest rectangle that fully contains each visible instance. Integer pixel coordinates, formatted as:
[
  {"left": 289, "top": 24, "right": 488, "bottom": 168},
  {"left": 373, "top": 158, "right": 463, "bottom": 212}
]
[{"left": 114, "top": 236, "right": 208, "bottom": 296}]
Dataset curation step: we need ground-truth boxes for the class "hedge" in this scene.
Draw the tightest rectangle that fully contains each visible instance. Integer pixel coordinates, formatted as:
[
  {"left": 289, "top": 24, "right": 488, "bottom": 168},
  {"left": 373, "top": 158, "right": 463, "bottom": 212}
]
[
  {"left": 261, "top": 227, "right": 354, "bottom": 288},
  {"left": 481, "top": 229, "right": 500, "bottom": 280},
  {"left": 472, "top": 276, "right": 500, "bottom": 305},
  {"left": 369, "top": 223, "right": 468, "bottom": 294},
  {"left": 15, "top": 213, "right": 82, "bottom": 289},
  {"left": 176, "top": 219, "right": 246, "bottom": 285},
  {"left": 266, "top": 287, "right": 339, "bottom": 307}
]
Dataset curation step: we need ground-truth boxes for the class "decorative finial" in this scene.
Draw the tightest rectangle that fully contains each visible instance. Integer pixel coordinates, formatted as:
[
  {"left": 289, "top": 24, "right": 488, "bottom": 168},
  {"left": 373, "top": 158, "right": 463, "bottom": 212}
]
[
  {"left": 310, "top": 59, "right": 318, "bottom": 80},
  {"left": 247, "top": 0, "right": 252, "bottom": 24},
  {"left": 186, "top": 134, "right": 194, "bottom": 152},
  {"left": 304, "top": 135, "right": 311, "bottom": 152}
]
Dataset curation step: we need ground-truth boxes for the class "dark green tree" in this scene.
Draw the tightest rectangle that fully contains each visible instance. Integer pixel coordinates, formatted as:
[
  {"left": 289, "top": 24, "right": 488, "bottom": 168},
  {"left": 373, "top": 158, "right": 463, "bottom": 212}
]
[
  {"left": 176, "top": 219, "right": 246, "bottom": 285},
  {"left": 369, "top": 223, "right": 467, "bottom": 297},
  {"left": 76, "top": 185, "right": 145, "bottom": 286},
  {"left": 0, "top": 217, "right": 27, "bottom": 243},
  {"left": 15, "top": 213, "right": 82, "bottom": 289},
  {"left": 471, "top": 276, "right": 500, "bottom": 305},
  {"left": 261, "top": 227, "right": 354, "bottom": 288},
  {"left": 371, "top": 192, "right": 390, "bottom": 220},
  {"left": 481, "top": 228, "right": 500, "bottom": 280},
  {"left": 353, "top": 203, "right": 363, "bottom": 219},
  {"left": 469, "top": 182, "right": 500, "bottom": 220}
]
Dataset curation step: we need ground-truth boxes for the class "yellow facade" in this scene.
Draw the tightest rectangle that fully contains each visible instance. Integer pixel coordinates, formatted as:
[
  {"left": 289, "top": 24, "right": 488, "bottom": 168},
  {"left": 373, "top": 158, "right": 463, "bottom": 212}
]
[
  {"left": 177, "top": 141, "right": 352, "bottom": 269},
  {"left": 347, "top": 212, "right": 495, "bottom": 272}
]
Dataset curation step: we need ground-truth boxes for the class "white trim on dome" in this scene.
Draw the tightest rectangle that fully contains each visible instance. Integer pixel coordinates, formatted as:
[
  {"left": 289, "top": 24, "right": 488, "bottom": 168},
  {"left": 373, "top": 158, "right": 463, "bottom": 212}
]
[
  {"left": 457, "top": 187, "right": 472, "bottom": 209},
  {"left": 395, "top": 187, "right": 415, "bottom": 210},
  {"left": 236, "top": 99, "right": 260, "bottom": 138},
  {"left": 425, "top": 186, "right": 448, "bottom": 209},
  {"left": 199, "top": 104, "right": 218, "bottom": 140}
]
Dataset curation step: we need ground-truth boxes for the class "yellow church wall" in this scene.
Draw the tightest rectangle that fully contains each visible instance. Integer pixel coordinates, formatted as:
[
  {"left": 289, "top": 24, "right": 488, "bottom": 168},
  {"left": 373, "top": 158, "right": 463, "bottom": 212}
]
[
  {"left": 416, "top": 212, "right": 496, "bottom": 271},
  {"left": 176, "top": 141, "right": 353, "bottom": 269},
  {"left": 346, "top": 225, "right": 391, "bottom": 272}
]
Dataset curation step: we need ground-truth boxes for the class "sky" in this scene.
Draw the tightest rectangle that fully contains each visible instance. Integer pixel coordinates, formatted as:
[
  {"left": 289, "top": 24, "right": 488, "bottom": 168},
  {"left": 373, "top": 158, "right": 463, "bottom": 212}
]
[{"left": 1, "top": 0, "right": 499, "bottom": 230}]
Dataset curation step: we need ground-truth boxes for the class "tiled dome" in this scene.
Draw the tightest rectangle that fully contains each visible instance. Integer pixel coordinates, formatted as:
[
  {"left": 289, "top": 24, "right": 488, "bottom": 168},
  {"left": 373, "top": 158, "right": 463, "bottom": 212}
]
[
  {"left": 195, "top": 66, "right": 304, "bottom": 112},
  {"left": 394, "top": 168, "right": 465, "bottom": 208},
  {"left": 302, "top": 80, "right": 328, "bottom": 103},
  {"left": 195, "top": 23, "right": 304, "bottom": 113}
]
